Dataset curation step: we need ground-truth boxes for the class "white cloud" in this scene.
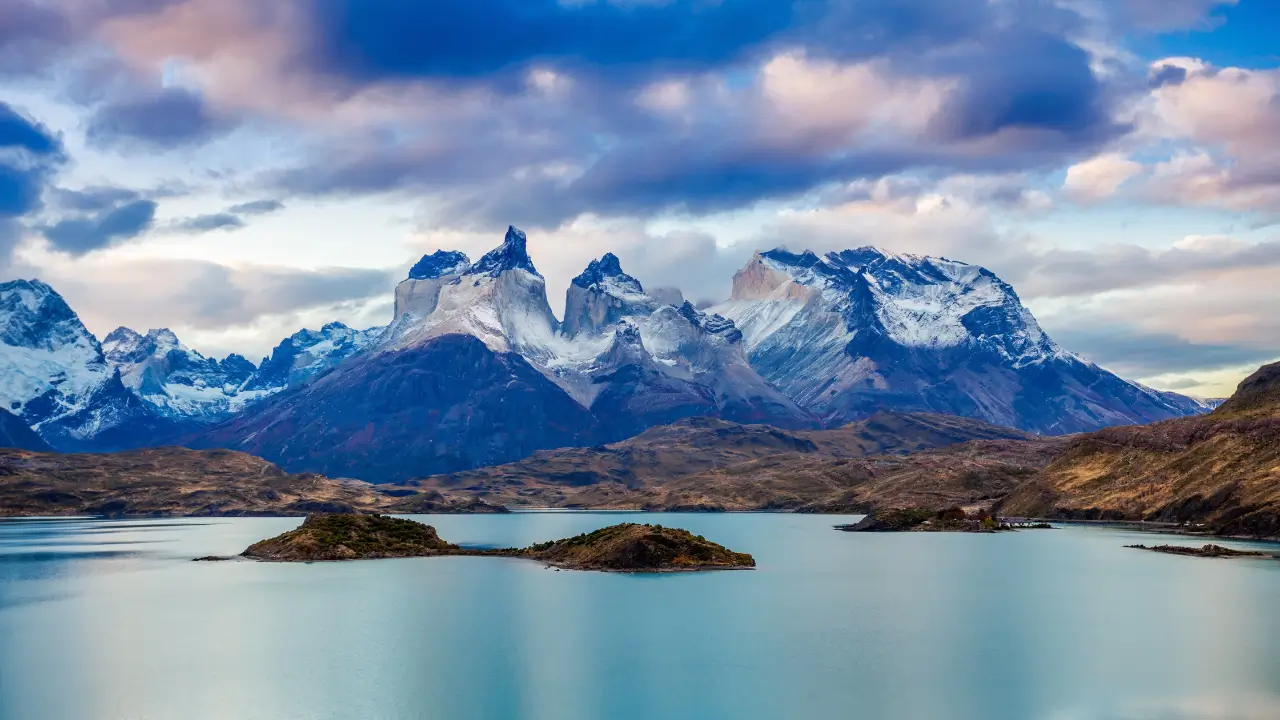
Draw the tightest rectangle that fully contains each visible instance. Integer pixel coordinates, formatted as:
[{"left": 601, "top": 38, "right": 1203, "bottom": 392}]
[{"left": 1063, "top": 152, "right": 1143, "bottom": 202}]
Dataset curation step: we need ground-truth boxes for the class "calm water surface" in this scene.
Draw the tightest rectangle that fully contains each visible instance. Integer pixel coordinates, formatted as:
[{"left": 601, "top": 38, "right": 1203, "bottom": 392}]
[{"left": 2, "top": 512, "right": 1279, "bottom": 720}]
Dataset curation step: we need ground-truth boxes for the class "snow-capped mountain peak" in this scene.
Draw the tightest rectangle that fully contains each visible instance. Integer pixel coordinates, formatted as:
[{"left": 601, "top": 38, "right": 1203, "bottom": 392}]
[
  {"left": 469, "top": 225, "right": 539, "bottom": 277},
  {"left": 389, "top": 227, "right": 558, "bottom": 355},
  {"left": 0, "top": 279, "right": 157, "bottom": 449},
  {"left": 103, "top": 325, "right": 266, "bottom": 419},
  {"left": 409, "top": 250, "right": 471, "bottom": 280},
  {"left": 563, "top": 253, "right": 657, "bottom": 337},
  {"left": 245, "top": 322, "right": 382, "bottom": 392},
  {"left": 712, "top": 246, "right": 1203, "bottom": 432}
]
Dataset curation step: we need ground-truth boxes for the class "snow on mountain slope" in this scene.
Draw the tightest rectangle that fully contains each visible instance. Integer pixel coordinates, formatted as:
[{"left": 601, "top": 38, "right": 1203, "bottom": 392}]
[
  {"left": 384, "top": 231, "right": 817, "bottom": 434},
  {"left": 103, "top": 327, "right": 265, "bottom": 419},
  {"left": 0, "top": 279, "right": 166, "bottom": 449},
  {"left": 388, "top": 226, "right": 561, "bottom": 359},
  {"left": 244, "top": 322, "right": 383, "bottom": 393},
  {"left": 711, "top": 249, "right": 1208, "bottom": 433}
]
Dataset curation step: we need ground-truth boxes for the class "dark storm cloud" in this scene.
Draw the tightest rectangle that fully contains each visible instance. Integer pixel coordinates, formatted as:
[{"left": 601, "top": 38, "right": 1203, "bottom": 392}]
[
  {"left": 41, "top": 199, "right": 158, "bottom": 255},
  {"left": 86, "top": 88, "right": 231, "bottom": 150}
]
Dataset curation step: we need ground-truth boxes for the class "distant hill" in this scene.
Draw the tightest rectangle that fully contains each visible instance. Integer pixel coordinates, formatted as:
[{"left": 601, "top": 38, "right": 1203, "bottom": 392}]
[
  {"left": 398, "top": 411, "right": 1056, "bottom": 511},
  {"left": 1000, "top": 360, "right": 1280, "bottom": 538}
]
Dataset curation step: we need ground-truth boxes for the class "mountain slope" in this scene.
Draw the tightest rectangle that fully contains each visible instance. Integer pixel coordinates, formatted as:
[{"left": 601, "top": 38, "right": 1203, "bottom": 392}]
[
  {"left": 0, "top": 408, "right": 53, "bottom": 451},
  {"left": 710, "top": 249, "right": 1207, "bottom": 433},
  {"left": 1000, "top": 360, "right": 1280, "bottom": 538},
  {"left": 0, "top": 279, "right": 171, "bottom": 450},
  {"left": 243, "top": 322, "right": 383, "bottom": 392},
  {"left": 104, "top": 327, "right": 262, "bottom": 420},
  {"left": 189, "top": 334, "right": 600, "bottom": 483}
]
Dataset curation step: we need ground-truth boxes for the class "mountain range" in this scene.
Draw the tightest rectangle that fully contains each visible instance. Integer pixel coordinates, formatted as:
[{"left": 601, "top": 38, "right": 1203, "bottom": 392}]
[{"left": 0, "top": 227, "right": 1212, "bottom": 481}]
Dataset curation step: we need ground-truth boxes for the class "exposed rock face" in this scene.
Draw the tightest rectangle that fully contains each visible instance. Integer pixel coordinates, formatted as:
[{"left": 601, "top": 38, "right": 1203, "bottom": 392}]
[
  {"left": 244, "top": 322, "right": 381, "bottom": 392},
  {"left": 1000, "top": 361, "right": 1280, "bottom": 539},
  {"left": 562, "top": 253, "right": 656, "bottom": 337},
  {"left": 711, "top": 248, "right": 1208, "bottom": 433},
  {"left": 0, "top": 408, "right": 52, "bottom": 451},
  {"left": 103, "top": 326, "right": 264, "bottom": 420},
  {"left": 189, "top": 334, "right": 600, "bottom": 483},
  {"left": 408, "top": 250, "right": 471, "bottom": 280},
  {"left": 0, "top": 279, "right": 173, "bottom": 450},
  {"left": 243, "top": 514, "right": 457, "bottom": 561}
]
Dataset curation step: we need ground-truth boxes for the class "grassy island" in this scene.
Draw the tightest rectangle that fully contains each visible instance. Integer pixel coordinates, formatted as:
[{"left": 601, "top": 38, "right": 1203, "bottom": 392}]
[
  {"left": 243, "top": 514, "right": 458, "bottom": 561},
  {"left": 239, "top": 515, "right": 754, "bottom": 572},
  {"left": 517, "top": 523, "right": 755, "bottom": 572}
]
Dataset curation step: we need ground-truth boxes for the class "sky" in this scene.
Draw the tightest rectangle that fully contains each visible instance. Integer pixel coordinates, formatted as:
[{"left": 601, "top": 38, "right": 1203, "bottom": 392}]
[{"left": 1, "top": 0, "right": 1279, "bottom": 398}]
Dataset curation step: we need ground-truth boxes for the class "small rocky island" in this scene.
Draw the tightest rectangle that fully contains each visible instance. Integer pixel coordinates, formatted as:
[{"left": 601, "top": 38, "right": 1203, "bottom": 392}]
[
  {"left": 243, "top": 514, "right": 458, "bottom": 561},
  {"left": 239, "top": 514, "right": 755, "bottom": 572},
  {"left": 836, "top": 507, "right": 1050, "bottom": 533},
  {"left": 1126, "top": 543, "right": 1268, "bottom": 559}
]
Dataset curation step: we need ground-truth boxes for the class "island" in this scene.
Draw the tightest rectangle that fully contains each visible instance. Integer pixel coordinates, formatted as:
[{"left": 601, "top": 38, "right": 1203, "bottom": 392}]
[
  {"left": 1125, "top": 543, "right": 1268, "bottom": 559},
  {"left": 836, "top": 507, "right": 1051, "bottom": 533},
  {"left": 517, "top": 523, "right": 756, "bottom": 572},
  {"left": 238, "top": 514, "right": 755, "bottom": 572}
]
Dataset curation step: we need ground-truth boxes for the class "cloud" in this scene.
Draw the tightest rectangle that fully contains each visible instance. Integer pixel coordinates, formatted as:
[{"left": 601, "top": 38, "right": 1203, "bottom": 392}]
[
  {"left": 0, "top": 0, "right": 75, "bottom": 76},
  {"left": 89, "top": 0, "right": 1131, "bottom": 227},
  {"left": 1048, "top": 324, "right": 1278, "bottom": 378},
  {"left": 49, "top": 186, "right": 143, "bottom": 212},
  {"left": 172, "top": 212, "right": 244, "bottom": 233},
  {"left": 86, "top": 87, "right": 231, "bottom": 150},
  {"left": 1063, "top": 152, "right": 1143, "bottom": 202},
  {"left": 1108, "top": 0, "right": 1238, "bottom": 32},
  {"left": 41, "top": 199, "right": 157, "bottom": 255},
  {"left": 227, "top": 199, "right": 283, "bottom": 215},
  {"left": 0, "top": 102, "right": 65, "bottom": 218},
  {"left": 24, "top": 253, "right": 395, "bottom": 333},
  {"left": 1134, "top": 60, "right": 1280, "bottom": 212},
  {"left": 1007, "top": 236, "right": 1280, "bottom": 299}
]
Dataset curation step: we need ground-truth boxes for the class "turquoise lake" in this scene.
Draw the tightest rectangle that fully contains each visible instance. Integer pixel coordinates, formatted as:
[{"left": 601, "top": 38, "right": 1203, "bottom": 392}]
[{"left": 2, "top": 512, "right": 1279, "bottom": 720}]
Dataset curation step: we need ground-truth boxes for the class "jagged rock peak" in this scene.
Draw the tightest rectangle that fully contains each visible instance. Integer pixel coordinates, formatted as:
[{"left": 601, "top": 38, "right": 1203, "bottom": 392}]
[
  {"left": 408, "top": 250, "right": 471, "bottom": 280},
  {"left": 147, "top": 328, "right": 181, "bottom": 349},
  {"left": 470, "top": 226, "right": 539, "bottom": 277},
  {"left": 678, "top": 301, "right": 742, "bottom": 342},
  {"left": 0, "top": 278, "right": 95, "bottom": 352},
  {"left": 572, "top": 252, "right": 644, "bottom": 295},
  {"left": 102, "top": 327, "right": 152, "bottom": 363}
]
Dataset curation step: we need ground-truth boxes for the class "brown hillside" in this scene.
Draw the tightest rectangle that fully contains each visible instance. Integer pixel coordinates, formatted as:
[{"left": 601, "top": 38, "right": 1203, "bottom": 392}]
[{"left": 1000, "top": 361, "right": 1280, "bottom": 538}]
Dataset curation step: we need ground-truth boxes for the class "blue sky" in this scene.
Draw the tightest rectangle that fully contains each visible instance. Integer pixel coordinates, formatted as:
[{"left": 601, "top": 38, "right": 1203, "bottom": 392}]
[{"left": 1, "top": 0, "right": 1279, "bottom": 397}]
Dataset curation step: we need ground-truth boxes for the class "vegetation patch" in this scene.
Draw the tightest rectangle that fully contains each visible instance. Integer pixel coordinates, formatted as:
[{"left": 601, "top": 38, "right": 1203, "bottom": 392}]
[
  {"left": 237, "top": 516, "right": 754, "bottom": 571},
  {"left": 1125, "top": 543, "right": 1268, "bottom": 559}
]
